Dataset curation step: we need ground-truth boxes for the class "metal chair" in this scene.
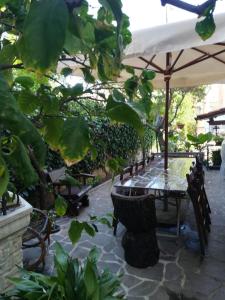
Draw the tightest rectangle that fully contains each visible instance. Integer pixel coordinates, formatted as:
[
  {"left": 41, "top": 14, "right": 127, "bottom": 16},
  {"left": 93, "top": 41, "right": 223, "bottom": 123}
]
[{"left": 22, "top": 208, "right": 51, "bottom": 270}]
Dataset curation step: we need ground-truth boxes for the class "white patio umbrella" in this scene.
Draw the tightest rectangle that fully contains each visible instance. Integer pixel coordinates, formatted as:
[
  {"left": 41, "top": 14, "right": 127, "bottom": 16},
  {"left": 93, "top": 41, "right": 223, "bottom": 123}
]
[{"left": 122, "top": 12, "right": 225, "bottom": 169}]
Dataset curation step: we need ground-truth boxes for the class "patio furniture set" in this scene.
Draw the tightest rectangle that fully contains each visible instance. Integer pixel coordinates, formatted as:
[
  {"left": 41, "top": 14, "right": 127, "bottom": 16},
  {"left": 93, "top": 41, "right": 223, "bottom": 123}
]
[{"left": 111, "top": 153, "right": 211, "bottom": 268}]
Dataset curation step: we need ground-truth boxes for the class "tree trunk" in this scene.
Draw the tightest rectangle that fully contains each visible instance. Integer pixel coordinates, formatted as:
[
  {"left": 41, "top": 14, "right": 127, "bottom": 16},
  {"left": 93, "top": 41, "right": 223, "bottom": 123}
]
[{"left": 28, "top": 147, "right": 51, "bottom": 210}]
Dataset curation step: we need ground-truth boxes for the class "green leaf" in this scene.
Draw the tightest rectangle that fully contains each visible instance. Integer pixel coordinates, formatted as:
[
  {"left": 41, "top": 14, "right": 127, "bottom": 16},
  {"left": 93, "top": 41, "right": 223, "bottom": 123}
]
[
  {"left": 9, "top": 277, "right": 42, "bottom": 291},
  {"left": 15, "top": 76, "right": 34, "bottom": 89},
  {"left": 105, "top": 158, "right": 120, "bottom": 174},
  {"left": 17, "top": 90, "right": 39, "bottom": 114},
  {"left": 112, "top": 89, "right": 125, "bottom": 102},
  {"left": 61, "top": 67, "right": 73, "bottom": 77},
  {"left": 19, "top": 0, "right": 69, "bottom": 72},
  {"left": 0, "top": 76, "right": 46, "bottom": 166},
  {"left": 81, "top": 68, "right": 95, "bottom": 84},
  {"left": 70, "top": 84, "right": 83, "bottom": 97},
  {"left": 195, "top": 14, "right": 216, "bottom": 41},
  {"left": 0, "top": 43, "right": 17, "bottom": 84},
  {"left": 54, "top": 242, "right": 69, "bottom": 272},
  {"left": 0, "top": 44, "right": 16, "bottom": 65},
  {"left": 98, "top": 217, "right": 112, "bottom": 228},
  {"left": 42, "top": 117, "right": 64, "bottom": 150},
  {"left": 0, "top": 154, "right": 9, "bottom": 196},
  {"left": 68, "top": 220, "right": 84, "bottom": 245},
  {"left": 124, "top": 76, "right": 138, "bottom": 99},
  {"left": 59, "top": 117, "right": 90, "bottom": 165},
  {"left": 124, "top": 65, "right": 135, "bottom": 75},
  {"left": 106, "top": 96, "right": 144, "bottom": 136},
  {"left": 55, "top": 195, "right": 68, "bottom": 217},
  {"left": 2, "top": 136, "right": 38, "bottom": 189},
  {"left": 90, "top": 146, "right": 98, "bottom": 161},
  {"left": 98, "top": 0, "right": 123, "bottom": 25},
  {"left": 142, "top": 70, "right": 155, "bottom": 80},
  {"left": 88, "top": 247, "right": 100, "bottom": 264},
  {"left": 84, "top": 259, "right": 99, "bottom": 299},
  {"left": 83, "top": 222, "right": 96, "bottom": 237}
]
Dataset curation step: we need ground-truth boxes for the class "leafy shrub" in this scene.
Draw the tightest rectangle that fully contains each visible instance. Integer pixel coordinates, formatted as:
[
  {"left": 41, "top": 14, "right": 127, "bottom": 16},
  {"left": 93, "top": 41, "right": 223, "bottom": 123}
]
[
  {"left": 1, "top": 237, "right": 124, "bottom": 300},
  {"left": 47, "top": 118, "right": 154, "bottom": 174}
]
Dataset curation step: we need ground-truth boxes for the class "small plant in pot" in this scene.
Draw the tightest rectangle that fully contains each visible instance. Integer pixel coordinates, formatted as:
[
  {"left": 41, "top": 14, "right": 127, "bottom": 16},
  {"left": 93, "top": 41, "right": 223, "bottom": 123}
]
[
  {"left": 212, "top": 150, "right": 222, "bottom": 167},
  {"left": 213, "top": 135, "right": 224, "bottom": 146}
]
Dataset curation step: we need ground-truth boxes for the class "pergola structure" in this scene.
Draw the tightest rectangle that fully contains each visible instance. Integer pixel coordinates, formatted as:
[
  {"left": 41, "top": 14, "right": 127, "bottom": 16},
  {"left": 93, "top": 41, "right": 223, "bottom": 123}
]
[
  {"left": 122, "top": 12, "right": 225, "bottom": 169},
  {"left": 196, "top": 107, "right": 225, "bottom": 126}
]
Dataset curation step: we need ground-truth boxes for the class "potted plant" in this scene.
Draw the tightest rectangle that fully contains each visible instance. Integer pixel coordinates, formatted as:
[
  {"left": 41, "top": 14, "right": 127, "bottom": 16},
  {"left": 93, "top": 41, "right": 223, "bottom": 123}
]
[
  {"left": 0, "top": 192, "right": 32, "bottom": 291},
  {"left": 213, "top": 135, "right": 224, "bottom": 146},
  {"left": 212, "top": 150, "right": 222, "bottom": 167}
]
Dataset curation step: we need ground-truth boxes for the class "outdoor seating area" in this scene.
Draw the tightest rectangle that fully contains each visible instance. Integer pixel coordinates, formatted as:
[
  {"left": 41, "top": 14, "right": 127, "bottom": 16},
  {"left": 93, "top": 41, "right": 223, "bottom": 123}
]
[{"left": 37, "top": 166, "right": 225, "bottom": 299}]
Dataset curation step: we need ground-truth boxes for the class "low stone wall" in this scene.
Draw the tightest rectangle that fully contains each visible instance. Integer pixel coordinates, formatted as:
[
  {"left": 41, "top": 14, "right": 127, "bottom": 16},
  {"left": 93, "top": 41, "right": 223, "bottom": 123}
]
[{"left": 0, "top": 197, "right": 32, "bottom": 292}]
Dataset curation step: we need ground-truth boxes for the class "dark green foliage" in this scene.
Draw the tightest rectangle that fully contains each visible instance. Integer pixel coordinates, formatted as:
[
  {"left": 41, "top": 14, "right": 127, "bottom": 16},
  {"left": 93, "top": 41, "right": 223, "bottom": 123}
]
[
  {"left": 195, "top": 3, "right": 216, "bottom": 40},
  {"left": 70, "top": 118, "right": 154, "bottom": 174},
  {"left": 187, "top": 132, "right": 213, "bottom": 151},
  {"left": 44, "top": 118, "right": 154, "bottom": 175},
  {"left": 212, "top": 150, "right": 222, "bottom": 166},
  {"left": 1, "top": 243, "right": 124, "bottom": 300}
]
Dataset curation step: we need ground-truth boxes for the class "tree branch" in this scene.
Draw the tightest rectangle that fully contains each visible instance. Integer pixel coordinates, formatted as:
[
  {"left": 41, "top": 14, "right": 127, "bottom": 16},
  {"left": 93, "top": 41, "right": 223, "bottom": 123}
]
[
  {"left": 161, "top": 0, "right": 217, "bottom": 16},
  {"left": 169, "top": 91, "right": 186, "bottom": 125},
  {"left": 0, "top": 63, "right": 23, "bottom": 71}
]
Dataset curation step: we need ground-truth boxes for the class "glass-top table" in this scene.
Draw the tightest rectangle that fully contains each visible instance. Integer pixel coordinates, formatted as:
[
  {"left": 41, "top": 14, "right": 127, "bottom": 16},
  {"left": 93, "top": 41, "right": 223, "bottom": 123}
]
[{"left": 114, "top": 157, "right": 195, "bottom": 192}]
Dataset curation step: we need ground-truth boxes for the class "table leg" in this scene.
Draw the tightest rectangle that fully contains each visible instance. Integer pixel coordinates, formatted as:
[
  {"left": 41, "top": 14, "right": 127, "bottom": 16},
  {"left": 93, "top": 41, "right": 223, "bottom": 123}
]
[
  {"left": 176, "top": 199, "right": 181, "bottom": 238},
  {"left": 163, "top": 191, "right": 168, "bottom": 211}
]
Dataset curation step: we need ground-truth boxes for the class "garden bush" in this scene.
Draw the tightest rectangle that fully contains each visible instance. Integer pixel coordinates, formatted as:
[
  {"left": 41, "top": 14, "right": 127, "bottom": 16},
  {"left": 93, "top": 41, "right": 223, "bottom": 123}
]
[{"left": 47, "top": 118, "right": 154, "bottom": 174}]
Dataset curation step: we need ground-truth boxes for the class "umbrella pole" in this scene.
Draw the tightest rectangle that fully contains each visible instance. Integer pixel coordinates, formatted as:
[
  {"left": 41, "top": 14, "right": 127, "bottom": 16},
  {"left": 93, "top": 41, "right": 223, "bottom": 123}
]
[{"left": 164, "top": 52, "right": 172, "bottom": 170}]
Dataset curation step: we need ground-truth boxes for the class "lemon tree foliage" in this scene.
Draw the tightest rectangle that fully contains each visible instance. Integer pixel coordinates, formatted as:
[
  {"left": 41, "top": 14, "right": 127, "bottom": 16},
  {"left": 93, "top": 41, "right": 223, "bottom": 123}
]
[{"left": 0, "top": 0, "right": 156, "bottom": 198}]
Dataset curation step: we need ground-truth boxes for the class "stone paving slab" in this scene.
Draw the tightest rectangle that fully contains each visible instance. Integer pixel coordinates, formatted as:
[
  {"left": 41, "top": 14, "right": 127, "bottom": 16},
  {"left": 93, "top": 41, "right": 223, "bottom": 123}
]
[{"left": 23, "top": 170, "right": 225, "bottom": 300}]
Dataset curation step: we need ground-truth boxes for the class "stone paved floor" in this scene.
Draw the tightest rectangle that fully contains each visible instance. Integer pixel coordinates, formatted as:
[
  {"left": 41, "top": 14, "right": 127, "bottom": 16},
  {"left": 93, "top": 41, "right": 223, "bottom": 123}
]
[{"left": 23, "top": 170, "right": 225, "bottom": 300}]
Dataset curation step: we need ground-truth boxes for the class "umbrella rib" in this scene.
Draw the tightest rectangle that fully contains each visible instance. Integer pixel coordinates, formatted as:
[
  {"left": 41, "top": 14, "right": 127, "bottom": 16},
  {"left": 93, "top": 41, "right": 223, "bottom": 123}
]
[
  {"left": 192, "top": 47, "right": 225, "bottom": 66},
  {"left": 130, "top": 65, "right": 162, "bottom": 73},
  {"left": 173, "top": 48, "right": 225, "bottom": 72},
  {"left": 170, "top": 50, "right": 184, "bottom": 72},
  {"left": 139, "top": 56, "right": 164, "bottom": 73}
]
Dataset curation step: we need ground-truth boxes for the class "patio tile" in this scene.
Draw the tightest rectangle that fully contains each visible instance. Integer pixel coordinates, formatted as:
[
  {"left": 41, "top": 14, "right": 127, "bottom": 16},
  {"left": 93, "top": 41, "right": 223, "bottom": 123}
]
[
  {"left": 98, "top": 261, "right": 122, "bottom": 274},
  {"left": 182, "top": 273, "right": 221, "bottom": 299},
  {"left": 122, "top": 274, "right": 143, "bottom": 289},
  {"left": 128, "top": 281, "right": 159, "bottom": 297},
  {"left": 163, "top": 279, "right": 182, "bottom": 298},
  {"left": 70, "top": 246, "right": 90, "bottom": 259},
  {"left": 165, "top": 263, "right": 182, "bottom": 281},
  {"left": 209, "top": 286, "right": 225, "bottom": 300},
  {"left": 150, "top": 287, "right": 170, "bottom": 300},
  {"left": 125, "top": 263, "right": 164, "bottom": 282}
]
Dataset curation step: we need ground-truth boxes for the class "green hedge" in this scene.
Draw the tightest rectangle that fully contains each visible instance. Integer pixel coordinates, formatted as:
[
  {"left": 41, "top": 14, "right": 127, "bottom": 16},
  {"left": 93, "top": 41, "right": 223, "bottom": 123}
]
[{"left": 46, "top": 118, "right": 154, "bottom": 173}]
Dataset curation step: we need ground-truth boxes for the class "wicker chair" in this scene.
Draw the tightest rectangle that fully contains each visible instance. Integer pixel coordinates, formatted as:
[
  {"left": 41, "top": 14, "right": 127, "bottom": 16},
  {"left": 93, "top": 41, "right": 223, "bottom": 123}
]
[
  {"left": 111, "top": 191, "right": 159, "bottom": 267},
  {"left": 22, "top": 208, "right": 51, "bottom": 270}
]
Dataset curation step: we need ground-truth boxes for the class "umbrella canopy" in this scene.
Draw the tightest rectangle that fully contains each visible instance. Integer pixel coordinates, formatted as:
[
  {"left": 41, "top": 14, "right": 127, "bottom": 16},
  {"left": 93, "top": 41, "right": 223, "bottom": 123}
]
[
  {"left": 122, "top": 13, "right": 225, "bottom": 88},
  {"left": 121, "top": 13, "right": 225, "bottom": 169}
]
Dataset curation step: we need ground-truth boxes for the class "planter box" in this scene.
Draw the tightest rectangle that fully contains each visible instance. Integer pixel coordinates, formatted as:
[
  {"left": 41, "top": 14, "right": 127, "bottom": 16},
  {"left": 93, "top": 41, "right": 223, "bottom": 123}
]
[{"left": 0, "top": 197, "right": 32, "bottom": 292}]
